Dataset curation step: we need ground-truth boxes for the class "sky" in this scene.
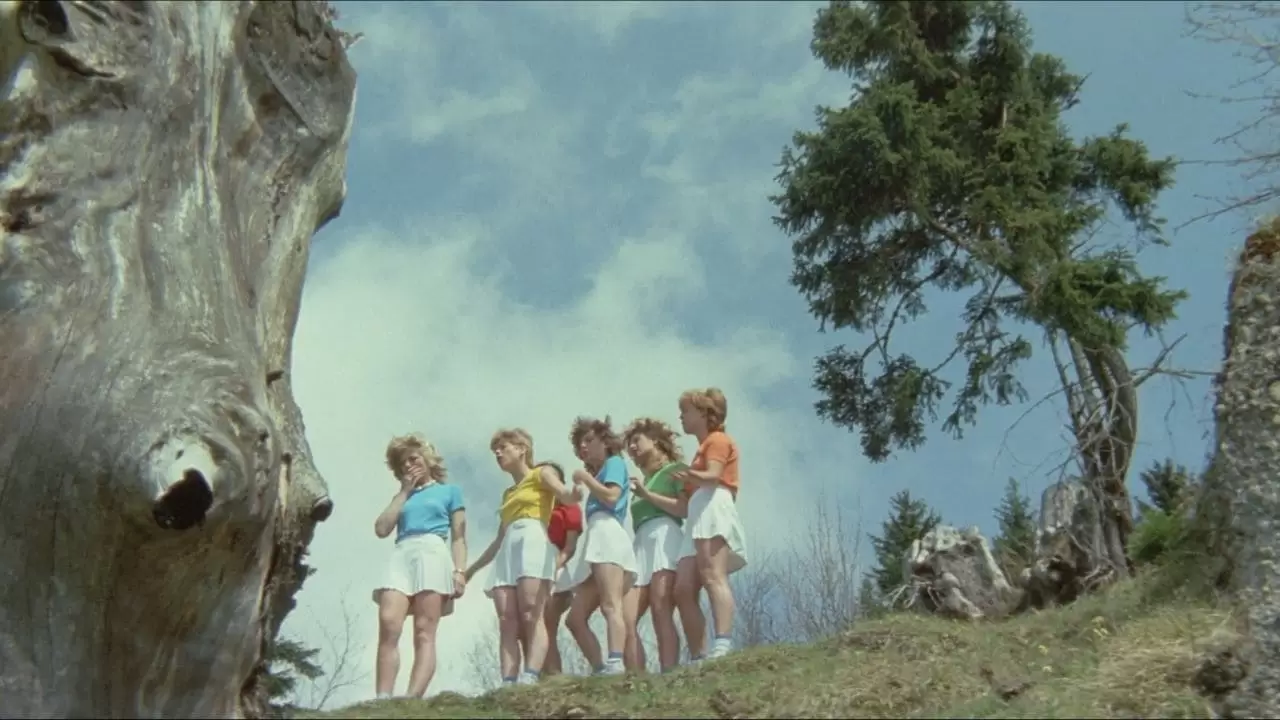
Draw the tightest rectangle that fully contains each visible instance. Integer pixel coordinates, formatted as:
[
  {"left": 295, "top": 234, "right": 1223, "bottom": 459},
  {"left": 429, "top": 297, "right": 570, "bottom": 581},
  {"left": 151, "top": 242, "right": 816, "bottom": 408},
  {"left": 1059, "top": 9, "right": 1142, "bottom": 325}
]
[{"left": 280, "top": 0, "right": 1263, "bottom": 707}]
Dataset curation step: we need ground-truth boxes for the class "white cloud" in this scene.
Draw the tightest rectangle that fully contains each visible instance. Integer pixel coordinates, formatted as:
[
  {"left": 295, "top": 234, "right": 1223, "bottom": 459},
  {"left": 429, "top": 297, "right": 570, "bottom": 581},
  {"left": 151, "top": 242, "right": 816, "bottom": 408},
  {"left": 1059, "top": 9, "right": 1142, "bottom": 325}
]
[{"left": 517, "top": 0, "right": 675, "bottom": 44}]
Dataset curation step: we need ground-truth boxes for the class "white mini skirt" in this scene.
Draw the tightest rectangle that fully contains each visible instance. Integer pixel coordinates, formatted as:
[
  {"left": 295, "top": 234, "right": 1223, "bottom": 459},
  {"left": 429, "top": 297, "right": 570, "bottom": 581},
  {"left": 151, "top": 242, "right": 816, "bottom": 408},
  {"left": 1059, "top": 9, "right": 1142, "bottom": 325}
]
[
  {"left": 633, "top": 515, "right": 683, "bottom": 587},
  {"left": 373, "top": 533, "right": 457, "bottom": 616},
  {"left": 484, "top": 517, "right": 557, "bottom": 597},
  {"left": 679, "top": 485, "right": 748, "bottom": 575},
  {"left": 574, "top": 511, "right": 638, "bottom": 588},
  {"left": 553, "top": 551, "right": 589, "bottom": 595}
]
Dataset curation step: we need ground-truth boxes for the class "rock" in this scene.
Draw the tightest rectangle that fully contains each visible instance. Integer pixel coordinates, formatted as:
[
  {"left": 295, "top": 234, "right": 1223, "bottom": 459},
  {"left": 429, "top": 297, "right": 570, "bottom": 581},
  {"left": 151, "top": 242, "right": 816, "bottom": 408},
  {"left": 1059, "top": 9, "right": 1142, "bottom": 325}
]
[
  {"left": 901, "top": 525, "right": 1019, "bottom": 620},
  {"left": 1196, "top": 219, "right": 1280, "bottom": 718},
  {"left": 0, "top": 1, "right": 354, "bottom": 716}
]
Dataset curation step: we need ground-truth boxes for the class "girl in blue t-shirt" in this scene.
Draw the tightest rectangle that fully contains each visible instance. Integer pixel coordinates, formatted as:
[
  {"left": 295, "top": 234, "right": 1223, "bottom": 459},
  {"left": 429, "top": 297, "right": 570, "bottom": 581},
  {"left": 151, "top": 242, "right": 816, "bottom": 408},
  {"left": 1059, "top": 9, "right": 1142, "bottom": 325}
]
[
  {"left": 563, "top": 416, "right": 639, "bottom": 676},
  {"left": 371, "top": 433, "right": 467, "bottom": 700}
]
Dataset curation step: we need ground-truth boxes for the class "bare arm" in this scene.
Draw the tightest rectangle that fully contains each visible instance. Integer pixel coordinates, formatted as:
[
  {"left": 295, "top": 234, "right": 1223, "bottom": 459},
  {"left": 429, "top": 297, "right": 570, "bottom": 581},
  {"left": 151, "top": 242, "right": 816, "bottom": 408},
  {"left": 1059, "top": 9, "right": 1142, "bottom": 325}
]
[
  {"left": 539, "top": 465, "right": 581, "bottom": 505},
  {"left": 373, "top": 489, "right": 411, "bottom": 539},
  {"left": 450, "top": 509, "right": 467, "bottom": 570},
  {"left": 675, "top": 460, "right": 724, "bottom": 490},
  {"left": 577, "top": 469, "right": 622, "bottom": 506},
  {"left": 465, "top": 525, "right": 505, "bottom": 581},
  {"left": 633, "top": 476, "right": 689, "bottom": 517}
]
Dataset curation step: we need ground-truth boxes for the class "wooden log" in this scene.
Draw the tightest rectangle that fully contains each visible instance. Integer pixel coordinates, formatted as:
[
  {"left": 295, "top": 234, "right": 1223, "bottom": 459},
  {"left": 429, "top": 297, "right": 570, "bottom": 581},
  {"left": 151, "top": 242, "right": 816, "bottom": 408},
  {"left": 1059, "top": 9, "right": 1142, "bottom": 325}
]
[{"left": 0, "top": 1, "right": 355, "bottom": 716}]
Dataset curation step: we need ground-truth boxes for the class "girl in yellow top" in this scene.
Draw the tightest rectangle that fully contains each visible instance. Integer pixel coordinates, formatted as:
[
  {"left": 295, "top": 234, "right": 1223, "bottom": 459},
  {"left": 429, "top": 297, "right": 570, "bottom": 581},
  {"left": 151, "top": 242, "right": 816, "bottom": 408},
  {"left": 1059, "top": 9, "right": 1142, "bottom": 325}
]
[{"left": 465, "top": 428, "right": 579, "bottom": 686}]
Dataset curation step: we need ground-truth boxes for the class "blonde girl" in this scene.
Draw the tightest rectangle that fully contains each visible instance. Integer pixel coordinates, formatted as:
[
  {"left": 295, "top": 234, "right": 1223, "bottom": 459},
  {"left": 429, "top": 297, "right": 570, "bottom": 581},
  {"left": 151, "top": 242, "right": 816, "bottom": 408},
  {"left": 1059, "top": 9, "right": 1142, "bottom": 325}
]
[
  {"left": 371, "top": 433, "right": 467, "bottom": 699},
  {"left": 465, "top": 429, "right": 579, "bottom": 686},
  {"left": 672, "top": 388, "right": 748, "bottom": 661}
]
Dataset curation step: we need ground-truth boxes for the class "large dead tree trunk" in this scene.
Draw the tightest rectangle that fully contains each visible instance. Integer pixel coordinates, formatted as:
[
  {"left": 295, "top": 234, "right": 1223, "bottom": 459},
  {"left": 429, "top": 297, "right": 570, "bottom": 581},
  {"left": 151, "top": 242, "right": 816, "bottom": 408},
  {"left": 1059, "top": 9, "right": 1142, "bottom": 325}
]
[
  {"left": 0, "top": 1, "right": 354, "bottom": 716},
  {"left": 1198, "top": 219, "right": 1280, "bottom": 717}
]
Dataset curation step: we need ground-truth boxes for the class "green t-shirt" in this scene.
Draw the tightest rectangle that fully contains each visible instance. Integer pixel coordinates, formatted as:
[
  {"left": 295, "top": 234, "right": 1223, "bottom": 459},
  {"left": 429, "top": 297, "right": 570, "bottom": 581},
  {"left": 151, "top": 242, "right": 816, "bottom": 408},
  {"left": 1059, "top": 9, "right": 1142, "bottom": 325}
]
[{"left": 631, "top": 462, "right": 688, "bottom": 531}]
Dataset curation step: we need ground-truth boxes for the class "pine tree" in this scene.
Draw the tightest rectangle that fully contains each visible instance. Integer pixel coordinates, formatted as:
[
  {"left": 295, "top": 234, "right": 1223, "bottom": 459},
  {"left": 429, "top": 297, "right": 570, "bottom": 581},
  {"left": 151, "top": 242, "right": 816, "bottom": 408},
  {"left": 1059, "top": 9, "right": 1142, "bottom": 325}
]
[
  {"left": 1136, "top": 459, "right": 1195, "bottom": 516},
  {"left": 869, "top": 490, "right": 941, "bottom": 598},
  {"left": 772, "top": 0, "right": 1183, "bottom": 580},
  {"left": 856, "top": 575, "right": 885, "bottom": 619},
  {"left": 263, "top": 637, "right": 325, "bottom": 706},
  {"left": 992, "top": 477, "right": 1037, "bottom": 577}
]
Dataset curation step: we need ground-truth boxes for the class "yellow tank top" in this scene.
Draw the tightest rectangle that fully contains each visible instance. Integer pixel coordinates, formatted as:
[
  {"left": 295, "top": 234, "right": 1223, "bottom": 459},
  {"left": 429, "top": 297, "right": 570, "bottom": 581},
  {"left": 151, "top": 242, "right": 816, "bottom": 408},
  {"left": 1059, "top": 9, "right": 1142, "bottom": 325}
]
[{"left": 499, "top": 467, "right": 553, "bottom": 526}]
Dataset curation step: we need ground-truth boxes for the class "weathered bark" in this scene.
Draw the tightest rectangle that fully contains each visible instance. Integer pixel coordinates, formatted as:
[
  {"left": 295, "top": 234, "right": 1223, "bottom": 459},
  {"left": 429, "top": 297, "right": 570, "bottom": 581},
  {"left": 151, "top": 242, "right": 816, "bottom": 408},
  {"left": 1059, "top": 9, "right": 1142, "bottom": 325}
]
[
  {"left": 901, "top": 525, "right": 1020, "bottom": 620},
  {"left": 1196, "top": 219, "right": 1280, "bottom": 718},
  {"left": 0, "top": 1, "right": 354, "bottom": 717},
  {"left": 1018, "top": 478, "right": 1114, "bottom": 611}
]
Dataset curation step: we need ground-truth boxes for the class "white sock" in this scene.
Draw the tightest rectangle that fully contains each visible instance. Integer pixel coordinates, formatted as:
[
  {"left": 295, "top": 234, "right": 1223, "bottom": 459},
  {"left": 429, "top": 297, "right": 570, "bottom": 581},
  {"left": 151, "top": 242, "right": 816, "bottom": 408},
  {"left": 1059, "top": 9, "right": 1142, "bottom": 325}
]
[{"left": 709, "top": 635, "right": 733, "bottom": 659}]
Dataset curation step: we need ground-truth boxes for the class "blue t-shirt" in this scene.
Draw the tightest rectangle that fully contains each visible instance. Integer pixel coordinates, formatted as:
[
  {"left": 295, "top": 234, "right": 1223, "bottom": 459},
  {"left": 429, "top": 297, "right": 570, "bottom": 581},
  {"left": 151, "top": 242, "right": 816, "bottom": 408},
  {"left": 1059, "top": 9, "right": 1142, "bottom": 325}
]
[
  {"left": 397, "top": 482, "right": 464, "bottom": 543},
  {"left": 585, "top": 455, "right": 630, "bottom": 523}
]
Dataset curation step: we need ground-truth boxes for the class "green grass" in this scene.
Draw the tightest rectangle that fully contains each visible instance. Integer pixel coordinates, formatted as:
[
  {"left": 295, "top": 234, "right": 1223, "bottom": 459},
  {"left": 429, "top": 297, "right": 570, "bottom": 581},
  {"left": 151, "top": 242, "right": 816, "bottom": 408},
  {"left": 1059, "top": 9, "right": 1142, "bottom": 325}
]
[{"left": 309, "top": 575, "right": 1227, "bottom": 719}]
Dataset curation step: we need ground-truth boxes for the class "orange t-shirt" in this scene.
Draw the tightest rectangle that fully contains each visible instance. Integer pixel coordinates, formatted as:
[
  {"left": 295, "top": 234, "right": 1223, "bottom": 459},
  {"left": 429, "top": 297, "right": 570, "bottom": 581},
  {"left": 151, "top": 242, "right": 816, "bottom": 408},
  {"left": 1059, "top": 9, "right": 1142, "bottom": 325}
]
[{"left": 690, "top": 431, "right": 739, "bottom": 497}]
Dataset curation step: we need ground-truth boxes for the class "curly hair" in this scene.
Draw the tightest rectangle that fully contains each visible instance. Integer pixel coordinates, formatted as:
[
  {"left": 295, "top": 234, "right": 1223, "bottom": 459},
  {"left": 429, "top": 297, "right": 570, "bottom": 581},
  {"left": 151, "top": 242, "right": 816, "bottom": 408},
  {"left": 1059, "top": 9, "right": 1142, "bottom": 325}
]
[
  {"left": 490, "top": 428, "right": 536, "bottom": 465},
  {"left": 679, "top": 387, "right": 728, "bottom": 432},
  {"left": 622, "top": 417, "right": 683, "bottom": 464},
  {"left": 385, "top": 433, "right": 448, "bottom": 481},
  {"left": 569, "top": 415, "right": 624, "bottom": 455}
]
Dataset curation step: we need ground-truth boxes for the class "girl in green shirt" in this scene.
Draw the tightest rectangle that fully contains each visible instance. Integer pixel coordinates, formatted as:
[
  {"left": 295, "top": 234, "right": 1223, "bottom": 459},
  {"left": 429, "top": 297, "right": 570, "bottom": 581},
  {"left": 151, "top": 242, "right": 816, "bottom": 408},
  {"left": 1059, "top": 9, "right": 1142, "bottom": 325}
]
[{"left": 623, "top": 417, "right": 699, "bottom": 674}]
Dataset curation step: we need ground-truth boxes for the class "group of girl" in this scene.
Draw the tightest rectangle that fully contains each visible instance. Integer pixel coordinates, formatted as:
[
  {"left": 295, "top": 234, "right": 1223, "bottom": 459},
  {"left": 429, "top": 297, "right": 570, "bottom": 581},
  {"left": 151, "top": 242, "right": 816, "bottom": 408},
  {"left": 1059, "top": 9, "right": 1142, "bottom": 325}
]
[{"left": 369, "top": 387, "right": 749, "bottom": 699}]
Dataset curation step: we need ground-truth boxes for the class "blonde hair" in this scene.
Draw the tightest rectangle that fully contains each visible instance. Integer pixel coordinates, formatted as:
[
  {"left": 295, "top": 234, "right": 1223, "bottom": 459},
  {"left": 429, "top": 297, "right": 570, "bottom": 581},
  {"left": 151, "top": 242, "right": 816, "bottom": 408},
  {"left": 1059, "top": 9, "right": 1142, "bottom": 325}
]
[
  {"left": 490, "top": 428, "right": 535, "bottom": 466},
  {"left": 622, "top": 417, "right": 683, "bottom": 463},
  {"left": 679, "top": 387, "right": 728, "bottom": 432},
  {"left": 569, "top": 415, "right": 624, "bottom": 455},
  {"left": 385, "top": 433, "right": 448, "bottom": 481}
]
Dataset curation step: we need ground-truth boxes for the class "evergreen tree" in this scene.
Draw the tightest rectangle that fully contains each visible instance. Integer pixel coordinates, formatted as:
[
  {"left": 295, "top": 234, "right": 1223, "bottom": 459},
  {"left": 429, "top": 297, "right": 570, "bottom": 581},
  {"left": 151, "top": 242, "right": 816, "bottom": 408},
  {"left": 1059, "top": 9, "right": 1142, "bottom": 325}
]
[
  {"left": 869, "top": 490, "right": 941, "bottom": 597},
  {"left": 263, "top": 637, "right": 325, "bottom": 705},
  {"left": 771, "top": 0, "right": 1182, "bottom": 577},
  {"left": 856, "top": 575, "right": 885, "bottom": 619},
  {"left": 1136, "top": 458, "right": 1195, "bottom": 516},
  {"left": 992, "top": 477, "right": 1037, "bottom": 576}
]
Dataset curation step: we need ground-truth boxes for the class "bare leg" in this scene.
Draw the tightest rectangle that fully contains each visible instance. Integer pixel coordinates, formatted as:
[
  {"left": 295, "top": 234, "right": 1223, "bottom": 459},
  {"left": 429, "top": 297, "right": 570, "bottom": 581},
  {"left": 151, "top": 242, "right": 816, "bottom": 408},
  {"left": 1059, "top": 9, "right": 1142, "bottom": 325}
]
[
  {"left": 515, "top": 576, "right": 552, "bottom": 676},
  {"left": 375, "top": 590, "right": 410, "bottom": 697},
  {"left": 492, "top": 588, "right": 521, "bottom": 680},
  {"left": 649, "top": 570, "right": 681, "bottom": 671},
  {"left": 594, "top": 563, "right": 628, "bottom": 671},
  {"left": 624, "top": 584, "right": 649, "bottom": 673},
  {"left": 697, "top": 537, "right": 736, "bottom": 657},
  {"left": 674, "top": 556, "right": 707, "bottom": 660},
  {"left": 543, "top": 591, "right": 571, "bottom": 676},
  {"left": 566, "top": 579, "right": 603, "bottom": 670},
  {"left": 405, "top": 592, "right": 444, "bottom": 697}
]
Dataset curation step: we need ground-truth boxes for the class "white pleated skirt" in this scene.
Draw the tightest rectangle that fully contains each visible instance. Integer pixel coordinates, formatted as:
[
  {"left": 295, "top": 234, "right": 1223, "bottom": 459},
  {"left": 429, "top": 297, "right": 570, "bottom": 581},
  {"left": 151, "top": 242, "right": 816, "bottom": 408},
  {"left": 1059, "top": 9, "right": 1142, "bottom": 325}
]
[
  {"left": 633, "top": 515, "right": 683, "bottom": 587},
  {"left": 679, "top": 485, "right": 748, "bottom": 575},
  {"left": 484, "top": 518, "right": 557, "bottom": 597},
  {"left": 553, "top": 551, "right": 589, "bottom": 595},
  {"left": 372, "top": 533, "right": 457, "bottom": 616},
  {"left": 574, "top": 511, "right": 638, "bottom": 588}
]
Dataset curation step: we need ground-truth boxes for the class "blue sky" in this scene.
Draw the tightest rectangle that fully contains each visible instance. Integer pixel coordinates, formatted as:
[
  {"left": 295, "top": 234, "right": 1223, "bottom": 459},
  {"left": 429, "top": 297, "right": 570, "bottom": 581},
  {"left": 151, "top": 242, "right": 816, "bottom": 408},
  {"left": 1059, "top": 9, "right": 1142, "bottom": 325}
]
[{"left": 281, "top": 0, "right": 1259, "bottom": 705}]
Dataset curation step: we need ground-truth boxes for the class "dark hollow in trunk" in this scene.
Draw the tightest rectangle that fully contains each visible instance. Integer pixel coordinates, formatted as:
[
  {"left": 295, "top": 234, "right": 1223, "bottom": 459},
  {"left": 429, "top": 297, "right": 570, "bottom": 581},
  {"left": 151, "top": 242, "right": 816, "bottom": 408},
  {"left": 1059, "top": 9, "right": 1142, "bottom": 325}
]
[{"left": 0, "top": 1, "right": 355, "bottom": 716}]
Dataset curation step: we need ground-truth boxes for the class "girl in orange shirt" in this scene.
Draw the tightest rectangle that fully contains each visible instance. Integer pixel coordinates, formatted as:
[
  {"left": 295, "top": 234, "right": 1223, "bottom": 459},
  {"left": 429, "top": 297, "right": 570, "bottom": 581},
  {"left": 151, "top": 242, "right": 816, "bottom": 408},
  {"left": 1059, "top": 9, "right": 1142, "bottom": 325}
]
[{"left": 672, "top": 387, "right": 748, "bottom": 662}]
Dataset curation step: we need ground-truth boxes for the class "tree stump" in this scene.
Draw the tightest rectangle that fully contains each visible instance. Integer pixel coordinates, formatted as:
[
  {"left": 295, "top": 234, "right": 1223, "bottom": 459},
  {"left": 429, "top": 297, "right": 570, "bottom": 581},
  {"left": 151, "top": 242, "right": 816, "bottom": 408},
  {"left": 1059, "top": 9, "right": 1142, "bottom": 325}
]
[
  {"left": 1018, "top": 478, "right": 1117, "bottom": 611},
  {"left": 901, "top": 525, "right": 1020, "bottom": 620},
  {"left": 0, "top": 1, "right": 354, "bottom": 716},
  {"left": 1197, "top": 219, "right": 1280, "bottom": 718}
]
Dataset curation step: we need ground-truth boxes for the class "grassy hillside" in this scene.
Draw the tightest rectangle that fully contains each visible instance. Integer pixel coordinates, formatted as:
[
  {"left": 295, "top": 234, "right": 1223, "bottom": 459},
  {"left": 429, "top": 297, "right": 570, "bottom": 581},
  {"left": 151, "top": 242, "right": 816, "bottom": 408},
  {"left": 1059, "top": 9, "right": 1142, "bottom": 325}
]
[{"left": 309, "top": 576, "right": 1227, "bottom": 719}]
